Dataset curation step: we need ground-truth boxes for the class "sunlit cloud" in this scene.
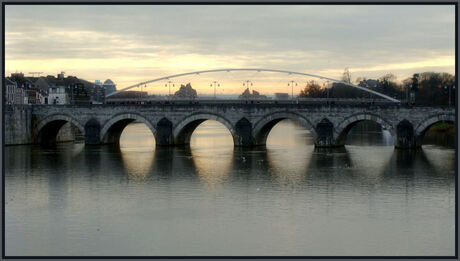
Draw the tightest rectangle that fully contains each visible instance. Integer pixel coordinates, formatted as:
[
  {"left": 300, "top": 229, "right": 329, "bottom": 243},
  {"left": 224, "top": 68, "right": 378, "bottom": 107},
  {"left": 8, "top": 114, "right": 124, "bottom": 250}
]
[
  {"left": 5, "top": 4, "right": 455, "bottom": 93},
  {"left": 319, "top": 56, "right": 455, "bottom": 77}
]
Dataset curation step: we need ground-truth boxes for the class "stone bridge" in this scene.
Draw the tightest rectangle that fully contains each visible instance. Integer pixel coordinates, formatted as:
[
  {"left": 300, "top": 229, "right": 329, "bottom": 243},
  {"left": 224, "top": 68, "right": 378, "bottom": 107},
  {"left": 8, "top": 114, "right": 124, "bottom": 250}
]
[{"left": 25, "top": 102, "right": 455, "bottom": 149}]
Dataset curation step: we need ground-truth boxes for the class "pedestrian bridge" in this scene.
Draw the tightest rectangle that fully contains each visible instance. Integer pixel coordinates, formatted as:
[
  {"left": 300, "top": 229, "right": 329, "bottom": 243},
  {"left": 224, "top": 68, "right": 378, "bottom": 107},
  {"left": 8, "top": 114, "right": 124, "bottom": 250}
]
[{"left": 28, "top": 101, "right": 455, "bottom": 149}]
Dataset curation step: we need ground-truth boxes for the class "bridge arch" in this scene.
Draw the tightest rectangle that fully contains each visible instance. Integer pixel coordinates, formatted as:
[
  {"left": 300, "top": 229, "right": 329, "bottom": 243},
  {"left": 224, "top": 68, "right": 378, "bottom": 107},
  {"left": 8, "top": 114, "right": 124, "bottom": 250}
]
[
  {"left": 37, "top": 113, "right": 85, "bottom": 145},
  {"left": 334, "top": 113, "right": 395, "bottom": 146},
  {"left": 414, "top": 114, "right": 455, "bottom": 146},
  {"left": 252, "top": 111, "right": 317, "bottom": 146},
  {"left": 100, "top": 113, "right": 156, "bottom": 144},
  {"left": 172, "top": 112, "right": 235, "bottom": 146}
]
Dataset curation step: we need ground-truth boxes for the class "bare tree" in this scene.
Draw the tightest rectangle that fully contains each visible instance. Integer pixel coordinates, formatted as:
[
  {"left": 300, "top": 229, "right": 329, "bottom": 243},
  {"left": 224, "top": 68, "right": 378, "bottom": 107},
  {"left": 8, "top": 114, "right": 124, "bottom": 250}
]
[
  {"left": 342, "top": 68, "right": 352, "bottom": 83},
  {"left": 379, "top": 73, "right": 397, "bottom": 84}
]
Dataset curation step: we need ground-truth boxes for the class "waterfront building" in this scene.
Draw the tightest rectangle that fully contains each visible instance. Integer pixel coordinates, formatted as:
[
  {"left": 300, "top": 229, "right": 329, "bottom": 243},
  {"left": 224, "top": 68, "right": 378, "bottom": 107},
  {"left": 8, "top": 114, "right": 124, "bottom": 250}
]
[
  {"left": 91, "top": 80, "right": 106, "bottom": 104},
  {"left": 69, "top": 82, "right": 91, "bottom": 104},
  {"left": 275, "top": 92, "right": 289, "bottom": 99},
  {"left": 103, "top": 79, "right": 117, "bottom": 95},
  {"left": 358, "top": 79, "right": 381, "bottom": 88},
  {"left": 5, "top": 78, "right": 18, "bottom": 104},
  {"left": 8, "top": 72, "right": 40, "bottom": 104},
  {"left": 32, "top": 72, "right": 93, "bottom": 104}
]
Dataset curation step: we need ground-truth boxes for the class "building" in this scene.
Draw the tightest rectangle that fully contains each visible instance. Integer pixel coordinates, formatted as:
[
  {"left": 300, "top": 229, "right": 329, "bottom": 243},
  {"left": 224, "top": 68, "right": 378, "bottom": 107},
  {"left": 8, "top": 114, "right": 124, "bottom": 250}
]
[
  {"left": 239, "top": 88, "right": 268, "bottom": 99},
  {"left": 91, "top": 80, "right": 106, "bottom": 104},
  {"left": 4, "top": 78, "right": 27, "bottom": 105},
  {"left": 37, "top": 89, "right": 48, "bottom": 104},
  {"left": 8, "top": 72, "right": 40, "bottom": 104},
  {"left": 275, "top": 93, "right": 289, "bottom": 99},
  {"left": 103, "top": 79, "right": 116, "bottom": 95},
  {"left": 69, "top": 82, "right": 91, "bottom": 104},
  {"left": 32, "top": 72, "right": 92, "bottom": 104},
  {"left": 10, "top": 79, "right": 26, "bottom": 105},
  {"left": 5, "top": 78, "right": 18, "bottom": 104},
  {"left": 358, "top": 79, "right": 381, "bottom": 89},
  {"left": 173, "top": 83, "right": 197, "bottom": 99},
  {"left": 35, "top": 74, "right": 69, "bottom": 104},
  {"left": 7, "top": 72, "right": 109, "bottom": 105},
  {"left": 48, "top": 83, "right": 68, "bottom": 104}
]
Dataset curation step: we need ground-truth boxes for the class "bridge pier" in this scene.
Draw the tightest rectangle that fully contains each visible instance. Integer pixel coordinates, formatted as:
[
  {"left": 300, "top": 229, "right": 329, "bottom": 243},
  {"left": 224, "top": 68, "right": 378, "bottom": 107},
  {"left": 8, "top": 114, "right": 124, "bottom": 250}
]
[
  {"left": 234, "top": 118, "right": 254, "bottom": 147},
  {"left": 394, "top": 120, "right": 417, "bottom": 149},
  {"left": 314, "top": 118, "right": 336, "bottom": 147},
  {"left": 156, "top": 118, "right": 174, "bottom": 146},
  {"left": 84, "top": 118, "right": 101, "bottom": 145}
]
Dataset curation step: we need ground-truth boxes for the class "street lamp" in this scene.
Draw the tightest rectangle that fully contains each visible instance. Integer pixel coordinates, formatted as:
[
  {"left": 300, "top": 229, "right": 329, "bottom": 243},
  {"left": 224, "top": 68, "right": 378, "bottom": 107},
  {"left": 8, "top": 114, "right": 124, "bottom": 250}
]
[
  {"left": 243, "top": 80, "right": 253, "bottom": 99},
  {"left": 444, "top": 85, "right": 455, "bottom": 107},
  {"left": 406, "top": 84, "right": 411, "bottom": 104},
  {"left": 165, "top": 81, "right": 174, "bottom": 100},
  {"left": 210, "top": 81, "right": 220, "bottom": 99},
  {"left": 364, "top": 82, "right": 371, "bottom": 101},
  {"left": 453, "top": 86, "right": 456, "bottom": 107},
  {"left": 323, "top": 80, "right": 330, "bottom": 100},
  {"left": 288, "top": 81, "right": 297, "bottom": 100}
]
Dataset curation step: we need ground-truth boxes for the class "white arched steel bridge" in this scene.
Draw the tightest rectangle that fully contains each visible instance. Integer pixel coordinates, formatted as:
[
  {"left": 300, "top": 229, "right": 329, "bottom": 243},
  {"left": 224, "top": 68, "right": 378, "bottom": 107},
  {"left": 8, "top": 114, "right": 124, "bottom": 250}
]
[{"left": 105, "top": 68, "right": 401, "bottom": 103}]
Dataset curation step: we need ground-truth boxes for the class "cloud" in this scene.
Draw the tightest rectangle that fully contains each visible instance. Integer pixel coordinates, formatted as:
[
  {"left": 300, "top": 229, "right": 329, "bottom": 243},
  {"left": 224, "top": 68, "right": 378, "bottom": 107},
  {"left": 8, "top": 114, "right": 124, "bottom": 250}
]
[{"left": 5, "top": 4, "right": 455, "bottom": 89}]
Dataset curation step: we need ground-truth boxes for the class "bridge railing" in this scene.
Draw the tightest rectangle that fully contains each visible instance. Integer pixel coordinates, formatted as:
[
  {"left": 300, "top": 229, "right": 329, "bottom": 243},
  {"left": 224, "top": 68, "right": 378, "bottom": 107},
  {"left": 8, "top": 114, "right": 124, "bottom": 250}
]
[
  {"left": 105, "top": 97, "right": 393, "bottom": 103},
  {"left": 102, "top": 97, "right": 404, "bottom": 107}
]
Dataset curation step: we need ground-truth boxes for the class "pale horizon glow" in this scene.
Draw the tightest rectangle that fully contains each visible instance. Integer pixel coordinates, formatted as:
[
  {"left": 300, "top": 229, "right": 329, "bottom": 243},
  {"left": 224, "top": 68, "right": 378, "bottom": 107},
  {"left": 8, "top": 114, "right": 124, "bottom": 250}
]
[{"left": 5, "top": 5, "right": 455, "bottom": 95}]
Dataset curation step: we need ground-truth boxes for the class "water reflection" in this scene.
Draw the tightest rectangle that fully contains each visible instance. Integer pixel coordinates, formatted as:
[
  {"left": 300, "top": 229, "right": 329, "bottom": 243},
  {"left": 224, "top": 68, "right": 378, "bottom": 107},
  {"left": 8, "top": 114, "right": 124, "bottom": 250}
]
[
  {"left": 265, "top": 120, "right": 314, "bottom": 187},
  {"left": 190, "top": 121, "right": 234, "bottom": 189},
  {"left": 346, "top": 146, "right": 394, "bottom": 182},
  {"left": 192, "top": 148, "right": 233, "bottom": 189},
  {"left": 5, "top": 119, "right": 455, "bottom": 256},
  {"left": 119, "top": 123, "right": 155, "bottom": 181}
]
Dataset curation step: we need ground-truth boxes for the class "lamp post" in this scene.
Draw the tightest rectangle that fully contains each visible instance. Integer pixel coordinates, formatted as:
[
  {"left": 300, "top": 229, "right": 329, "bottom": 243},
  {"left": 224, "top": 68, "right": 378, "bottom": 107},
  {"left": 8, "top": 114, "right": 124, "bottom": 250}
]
[
  {"left": 444, "top": 85, "right": 455, "bottom": 107},
  {"left": 210, "top": 81, "right": 220, "bottom": 99},
  {"left": 406, "top": 84, "right": 411, "bottom": 104},
  {"left": 365, "top": 82, "right": 371, "bottom": 101},
  {"left": 323, "top": 80, "right": 330, "bottom": 100},
  {"left": 452, "top": 86, "right": 456, "bottom": 107},
  {"left": 165, "top": 81, "right": 174, "bottom": 100},
  {"left": 288, "top": 80, "right": 297, "bottom": 100},
  {"left": 243, "top": 80, "right": 253, "bottom": 99}
]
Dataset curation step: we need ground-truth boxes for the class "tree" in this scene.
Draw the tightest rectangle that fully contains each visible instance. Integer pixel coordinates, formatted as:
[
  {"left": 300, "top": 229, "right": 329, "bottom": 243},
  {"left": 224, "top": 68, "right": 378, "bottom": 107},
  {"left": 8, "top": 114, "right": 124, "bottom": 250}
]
[
  {"left": 411, "top": 73, "right": 419, "bottom": 91},
  {"left": 355, "top": 77, "right": 367, "bottom": 84},
  {"left": 378, "top": 73, "right": 400, "bottom": 98},
  {"left": 342, "top": 68, "right": 352, "bottom": 83},
  {"left": 401, "top": 72, "right": 455, "bottom": 105},
  {"left": 379, "top": 73, "right": 397, "bottom": 85},
  {"left": 298, "top": 80, "right": 324, "bottom": 98}
]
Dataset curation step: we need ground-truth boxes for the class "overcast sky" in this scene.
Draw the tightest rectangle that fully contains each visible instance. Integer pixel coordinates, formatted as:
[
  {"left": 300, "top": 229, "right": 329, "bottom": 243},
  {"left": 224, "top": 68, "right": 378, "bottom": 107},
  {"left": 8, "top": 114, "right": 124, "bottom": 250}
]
[{"left": 5, "top": 5, "right": 455, "bottom": 94}]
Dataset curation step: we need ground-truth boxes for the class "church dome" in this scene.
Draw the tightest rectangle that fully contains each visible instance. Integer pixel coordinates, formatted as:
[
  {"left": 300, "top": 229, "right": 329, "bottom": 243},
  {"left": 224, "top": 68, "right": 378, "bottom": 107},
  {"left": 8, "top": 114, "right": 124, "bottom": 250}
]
[{"left": 103, "top": 79, "right": 115, "bottom": 86}]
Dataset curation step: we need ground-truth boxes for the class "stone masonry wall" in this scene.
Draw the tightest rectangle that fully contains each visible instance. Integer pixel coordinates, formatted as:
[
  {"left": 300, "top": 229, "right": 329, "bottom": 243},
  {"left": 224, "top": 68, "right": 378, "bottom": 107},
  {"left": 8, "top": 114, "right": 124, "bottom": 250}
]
[
  {"left": 4, "top": 104, "right": 455, "bottom": 148},
  {"left": 5, "top": 105, "right": 75, "bottom": 145}
]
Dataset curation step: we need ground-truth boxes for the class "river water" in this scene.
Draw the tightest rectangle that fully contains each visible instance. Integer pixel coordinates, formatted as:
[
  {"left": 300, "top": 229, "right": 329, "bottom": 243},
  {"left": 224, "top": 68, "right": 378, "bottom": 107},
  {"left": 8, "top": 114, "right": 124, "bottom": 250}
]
[{"left": 5, "top": 120, "right": 456, "bottom": 256}]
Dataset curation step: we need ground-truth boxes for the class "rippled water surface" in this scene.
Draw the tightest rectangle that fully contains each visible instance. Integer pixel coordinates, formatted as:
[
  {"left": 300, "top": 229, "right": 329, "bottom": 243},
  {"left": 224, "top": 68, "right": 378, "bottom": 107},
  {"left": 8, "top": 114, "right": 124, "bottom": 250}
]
[{"left": 5, "top": 121, "right": 456, "bottom": 256}]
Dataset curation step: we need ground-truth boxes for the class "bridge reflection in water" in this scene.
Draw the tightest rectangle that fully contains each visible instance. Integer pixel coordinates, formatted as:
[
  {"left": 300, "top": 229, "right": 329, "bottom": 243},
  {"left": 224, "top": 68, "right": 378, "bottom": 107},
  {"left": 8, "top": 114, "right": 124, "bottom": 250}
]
[
  {"left": 107, "top": 120, "right": 453, "bottom": 187},
  {"left": 5, "top": 119, "right": 455, "bottom": 255}
]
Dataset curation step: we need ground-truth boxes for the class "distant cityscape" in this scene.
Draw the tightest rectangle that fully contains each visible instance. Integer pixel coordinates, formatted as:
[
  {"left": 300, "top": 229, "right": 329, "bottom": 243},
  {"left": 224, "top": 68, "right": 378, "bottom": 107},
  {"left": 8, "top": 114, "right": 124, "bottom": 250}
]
[
  {"left": 5, "top": 71, "right": 117, "bottom": 105},
  {"left": 3, "top": 71, "right": 284, "bottom": 105},
  {"left": 4, "top": 70, "right": 456, "bottom": 106}
]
